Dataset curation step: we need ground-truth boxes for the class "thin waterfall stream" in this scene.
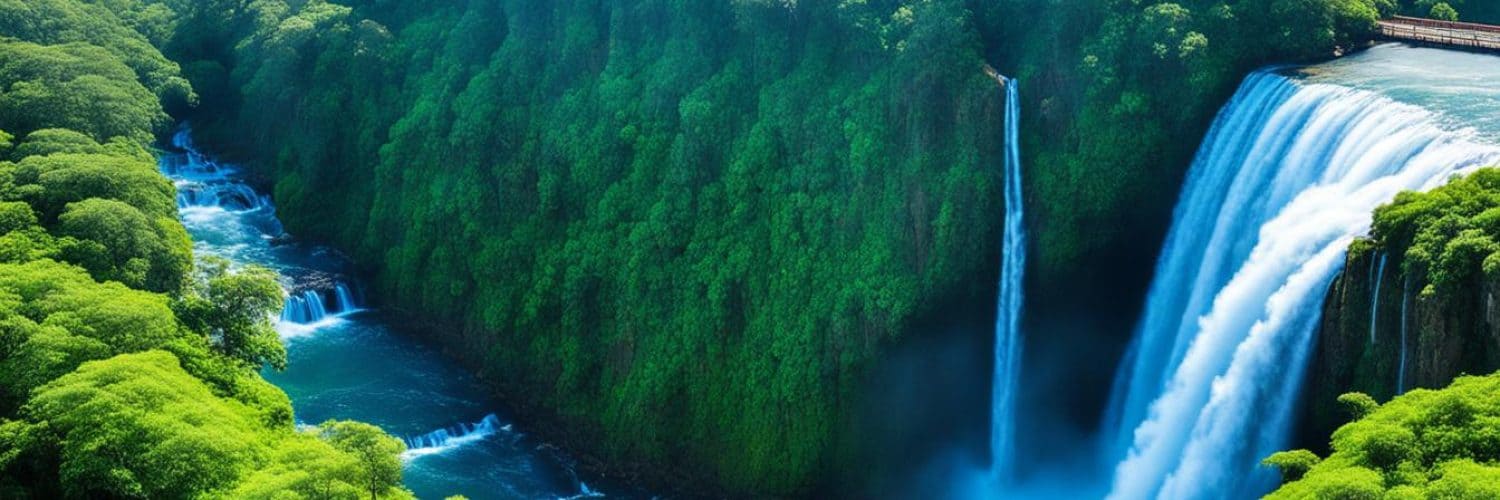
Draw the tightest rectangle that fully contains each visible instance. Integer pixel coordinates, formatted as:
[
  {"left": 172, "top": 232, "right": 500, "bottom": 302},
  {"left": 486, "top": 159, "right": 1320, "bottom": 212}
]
[
  {"left": 989, "top": 76, "right": 1026, "bottom": 486},
  {"left": 1398, "top": 272, "right": 1412, "bottom": 395},
  {"left": 1370, "top": 252, "right": 1388, "bottom": 344}
]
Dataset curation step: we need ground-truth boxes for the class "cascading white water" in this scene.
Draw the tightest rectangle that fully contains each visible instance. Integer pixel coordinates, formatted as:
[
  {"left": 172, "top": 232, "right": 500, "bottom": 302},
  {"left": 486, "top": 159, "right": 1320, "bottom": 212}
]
[
  {"left": 177, "top": 181, "right": 271, "bottom": 212},
  {"left": 1102, "top": 68, "right": 1500, "bottom": 499},
  {"left": 989, "top": 76, "right": 1026, "bottom": 485},
  {"left": 1369, "top": 253, "right": 1388, "bottom": 344},
  {"left": 281, "top": 290, "right": 330, "bottom": 323},
  {"left": 403, "top": 414, "right": 508, "bottom": 458},
  {"left": 335, "top": 284, "right": 357, "bottom": 312},
  {"left": 280, "top": 285, "right": 362, "bottom": 324}
]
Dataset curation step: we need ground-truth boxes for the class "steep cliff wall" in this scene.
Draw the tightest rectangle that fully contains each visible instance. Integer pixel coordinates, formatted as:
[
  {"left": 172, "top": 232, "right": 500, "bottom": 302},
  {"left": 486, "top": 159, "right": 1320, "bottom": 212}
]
[{"left": 1302, "top": 169, "right": 1500, "bottom": 450}]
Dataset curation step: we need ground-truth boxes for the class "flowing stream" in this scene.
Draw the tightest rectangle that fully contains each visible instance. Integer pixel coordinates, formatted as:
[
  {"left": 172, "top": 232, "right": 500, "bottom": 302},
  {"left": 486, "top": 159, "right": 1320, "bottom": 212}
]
[
  {"left": 1102, "top": 44, "right": 1500, "bottom": 499},
  {"left": 162, "top": 129, "right": 615, "bottom": 499},
  {"left": 989, "top": 76, "right": 1027, "bottom": 485}
]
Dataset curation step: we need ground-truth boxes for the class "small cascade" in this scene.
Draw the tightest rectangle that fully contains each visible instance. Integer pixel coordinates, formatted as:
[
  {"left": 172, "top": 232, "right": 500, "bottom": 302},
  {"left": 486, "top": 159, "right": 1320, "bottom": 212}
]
[
  {"left": 334, "top": 283, "right": 358, "bottom": 312},
  {"left": 1369, "top": 253, "right": 1388, "bottom": 344},
  {"left": 989, "top": 75, "right": 1027, "bottom": 486},
  {"left": 176, "top": 181, "right": 271, "bottom": 212},
  {"left": 1397, "top": 272, "right": 1412, "bottom": 395},
  {"left": 281, "top": 290, "right": 329, "bottom": 323},
  {"left": 280, "top": 284, "right": 361, "bottom": 324},
  {"left": 402, "top": 414, "right": 507, "bottom": 458}
]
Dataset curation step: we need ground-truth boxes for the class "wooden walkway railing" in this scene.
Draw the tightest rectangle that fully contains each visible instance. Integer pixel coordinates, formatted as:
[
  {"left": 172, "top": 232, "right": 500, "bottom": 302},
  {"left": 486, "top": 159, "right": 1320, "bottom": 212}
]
[{"left": 1379, "top": 16, "right": 1500, "bottom": 52}]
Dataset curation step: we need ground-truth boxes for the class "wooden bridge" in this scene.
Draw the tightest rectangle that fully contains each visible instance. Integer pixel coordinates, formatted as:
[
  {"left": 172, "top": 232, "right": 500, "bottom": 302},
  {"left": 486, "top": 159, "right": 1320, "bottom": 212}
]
[{"left": 1379, "top": 16, "right": 1500, "bottom": 52}]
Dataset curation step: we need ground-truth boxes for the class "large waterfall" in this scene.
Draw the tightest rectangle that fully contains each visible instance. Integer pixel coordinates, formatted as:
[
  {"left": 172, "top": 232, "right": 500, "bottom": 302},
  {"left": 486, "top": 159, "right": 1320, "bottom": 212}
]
[
  {"left": 989, "top": 76, "right": 1026, "bottom": 485},
  {"left": 1101, "top": 65, "right": 1500, "bottom": 499}
]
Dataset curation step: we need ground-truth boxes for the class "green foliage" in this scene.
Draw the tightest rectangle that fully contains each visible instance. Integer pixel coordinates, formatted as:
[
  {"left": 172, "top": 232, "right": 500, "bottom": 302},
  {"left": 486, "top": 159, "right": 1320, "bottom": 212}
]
[
  {"left": 0, "top": 40, "right": 167, "bottom": 143},
  {"left": 1263, "top": 449, "right": 1322, "bottom": 481},
  {"left": 57, "top": 198, "right": 189, "bottom": 291},
  {"left": 173, "top": 259, "right": 287, "bottom": 370},
  {"left": 0, "top": 1, "right": 410, "bottom": 497},
  {"left": 1370, "top": 169, "right": 1500, "bottom": 296},
  {"left": 1269, "top": 372, "right": 1500, "bottom": 497},
  {"left": 1339, "top": 392, "right": 1380, "bottom": 419},
  {"left": 317, "top": 420, "right": 407, "bottom": 499},
  {"left": 1403, "top": 0, "right": 1500, "bottom": 23},
  {"left": 6, "top": 351, "right": 266, "bottom": 498},
  {"left": 230, "top": 433, "right": 404, "bottom": 500},
  {"left": 11, "top": 152, "right": 176, "bottom": 220},
  {"left": 0, "top": 0, "right": 194, "bottom": 104},
  {"left": 1430, "top": 2, "right": 1460, "bottom": 21},
  {"left": 0, "top": 202, "right": 35, "bottom": 234}
]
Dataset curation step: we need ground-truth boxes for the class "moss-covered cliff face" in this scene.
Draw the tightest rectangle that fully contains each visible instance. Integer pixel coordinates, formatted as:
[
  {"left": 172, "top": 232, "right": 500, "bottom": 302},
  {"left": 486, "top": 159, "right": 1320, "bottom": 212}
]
[{"left": 1302, "top": 168, "right": 1500, "bottom": 451}]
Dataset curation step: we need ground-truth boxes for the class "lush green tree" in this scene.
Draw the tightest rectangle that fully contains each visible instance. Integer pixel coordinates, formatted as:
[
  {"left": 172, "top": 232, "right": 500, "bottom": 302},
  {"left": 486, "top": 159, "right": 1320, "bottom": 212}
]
[
  {"left": 229, "top": 436, "right": 367, "bottom": 499},
  {"left": 10, "top": 129, "right": 110, "bottom": 159},
  {"left": 1430, "top": 2, "right": 1460, "bottom": 21},
  {"left": 1262, "top": 449, "right": 1321, "bottom": 481},
  {"left": 173, "top": 259, "right": 287, "bottom": 370},
  {"left": 317, "top": 420, "right": 406, "bottom": 500},
  {"left": 1269, "top": 373, "right": 1500, "bottom": 497},
  {"left": 0, "top": 202, "right": 35, "bottom": 234},
  {"left": 14, "top": 152, "right": 175, "bottom": 220},
  {"left": 2, "top": 351, "right": 264, "bottom": 498},
  {"left": 0, "top": 0, "right": 194, "bottom": 104},
  {"left": 57, "top": 198, "right": 189, "bottom": 292},
  {"left": 0, "top": 41, "right": 166, "bottom": 143},
  {"left": 0, "top": 259, "right": 180, "bottom": 408}
]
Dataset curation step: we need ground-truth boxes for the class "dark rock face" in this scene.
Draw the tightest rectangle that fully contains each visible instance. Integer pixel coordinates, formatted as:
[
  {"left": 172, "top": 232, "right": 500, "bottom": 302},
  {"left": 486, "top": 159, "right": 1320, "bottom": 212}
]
[
  {"left": 285, "top": 269, "right": 351, "bottom": 296},
  {"left": 1299, "top": 249, "right": 1500, "bottom": 451}
]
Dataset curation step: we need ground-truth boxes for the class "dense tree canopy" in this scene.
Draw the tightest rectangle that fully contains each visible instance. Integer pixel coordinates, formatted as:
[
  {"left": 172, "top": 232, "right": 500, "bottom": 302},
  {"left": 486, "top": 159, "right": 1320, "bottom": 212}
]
[
  {"left": 1368, "top": 169, "right": 1500, "bottom": 297},
  {"left": 0, "top": 1, "right": 410, "bottom": 497},
  {"left": 1269, "top": 373, "right": 1500, "bottom": 497}
]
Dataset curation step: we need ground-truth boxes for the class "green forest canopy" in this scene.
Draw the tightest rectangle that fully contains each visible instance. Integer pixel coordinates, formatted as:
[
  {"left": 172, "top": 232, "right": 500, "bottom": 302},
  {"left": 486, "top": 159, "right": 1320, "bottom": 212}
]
[
  {"left": 0, "top": 0, "right": 410, "bottom": 498},
  {"left": 1268, "top": 372, "right": 1500, "bottom": 498}
]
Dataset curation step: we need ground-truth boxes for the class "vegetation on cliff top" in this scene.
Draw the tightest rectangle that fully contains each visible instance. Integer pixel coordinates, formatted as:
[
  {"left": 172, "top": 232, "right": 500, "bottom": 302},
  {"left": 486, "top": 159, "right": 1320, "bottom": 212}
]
[
  {"left": 0, "top": 1, "right": 409, "bottom": 497},
  {"left": 1268, "top": 372, "right": 1500, "bottom": 497},
  {"left": 1370, "top": 168, "right": 1500, "bottom": 297}
]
